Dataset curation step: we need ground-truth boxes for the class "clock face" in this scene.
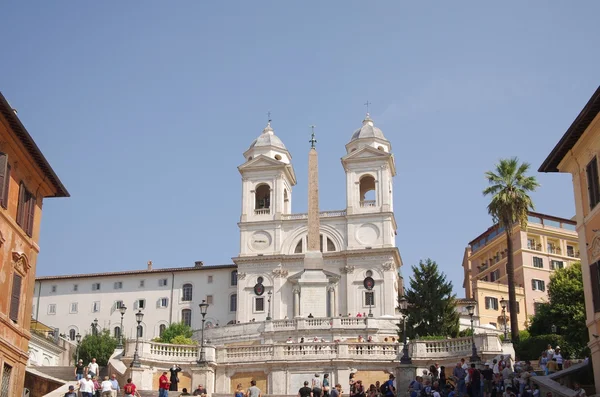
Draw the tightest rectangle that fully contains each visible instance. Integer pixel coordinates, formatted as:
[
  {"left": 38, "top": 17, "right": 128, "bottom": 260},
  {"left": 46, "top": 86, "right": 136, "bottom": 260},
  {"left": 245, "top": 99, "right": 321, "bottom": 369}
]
[
  {"left": 254, "top": 283, "right": 265, "bottom": 296},
  {"left": 363, "top": 276, "right": 375, "bottom": 291}
]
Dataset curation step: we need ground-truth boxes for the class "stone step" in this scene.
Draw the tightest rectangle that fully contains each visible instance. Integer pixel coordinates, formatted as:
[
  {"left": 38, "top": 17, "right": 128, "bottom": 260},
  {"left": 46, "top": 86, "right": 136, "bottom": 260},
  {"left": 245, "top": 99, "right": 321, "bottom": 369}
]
[
  {"left": 29, "top": 366, "right": 107, "bottom": 382},
  {"left": 138, "top": 391, "right": 184, "bottom": 397}
]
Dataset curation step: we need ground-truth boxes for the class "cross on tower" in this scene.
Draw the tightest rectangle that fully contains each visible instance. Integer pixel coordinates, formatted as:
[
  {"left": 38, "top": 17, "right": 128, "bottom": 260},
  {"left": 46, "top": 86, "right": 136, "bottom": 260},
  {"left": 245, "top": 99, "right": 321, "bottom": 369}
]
[
  {"left": 267, "top": 111, "right": 272, "bottom": 123},
  {"left": 309, "top": 125, "right": 317, "bottom": 148},
  {"left": 364, "top": 100, "right": 371, "bottom": 114}
]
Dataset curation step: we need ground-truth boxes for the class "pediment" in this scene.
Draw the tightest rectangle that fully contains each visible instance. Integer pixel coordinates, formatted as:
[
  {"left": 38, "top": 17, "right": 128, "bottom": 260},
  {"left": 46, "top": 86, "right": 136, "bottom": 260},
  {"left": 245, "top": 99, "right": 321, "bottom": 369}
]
[
  {"left": 238, "top": 155, "right": 286, "bottom": 170},
  {"left": 342, "top": 146, "right": 391, "bottom": 161}
]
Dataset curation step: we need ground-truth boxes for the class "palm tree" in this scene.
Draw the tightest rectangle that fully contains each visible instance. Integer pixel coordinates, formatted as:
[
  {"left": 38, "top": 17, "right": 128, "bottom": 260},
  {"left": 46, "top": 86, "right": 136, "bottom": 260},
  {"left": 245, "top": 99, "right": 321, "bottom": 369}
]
[{"left": 483, "top": 157, "right": 539, "bottom": 343}]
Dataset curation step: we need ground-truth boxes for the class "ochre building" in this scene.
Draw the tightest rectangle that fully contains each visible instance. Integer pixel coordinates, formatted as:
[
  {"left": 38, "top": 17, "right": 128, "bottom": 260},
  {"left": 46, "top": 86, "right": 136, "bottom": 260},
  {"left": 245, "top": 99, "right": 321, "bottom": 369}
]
[{"left": 0, "top": 92, "right": 68, "bottom": 396}]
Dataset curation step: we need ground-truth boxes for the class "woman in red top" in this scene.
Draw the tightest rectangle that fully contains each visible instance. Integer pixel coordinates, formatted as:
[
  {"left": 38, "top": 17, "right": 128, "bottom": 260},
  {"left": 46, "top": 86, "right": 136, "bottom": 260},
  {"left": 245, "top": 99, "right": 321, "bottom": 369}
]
[{"left": 159, "top": 372, "right": 171, "bottom": 397}]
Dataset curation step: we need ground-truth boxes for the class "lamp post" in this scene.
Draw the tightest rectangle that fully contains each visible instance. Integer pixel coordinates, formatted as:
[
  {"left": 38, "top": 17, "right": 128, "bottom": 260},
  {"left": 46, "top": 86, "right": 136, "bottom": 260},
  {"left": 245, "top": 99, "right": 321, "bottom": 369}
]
[
  {"left": 500, "top": 298, "right": 508, "bottom": 341},
  {"left": 266, "top": 290, "right": 273, "bottom": 321},
  {"left": 132, "top": 310, "right": 144, "bottom": 368},
  {"left": 197, "top": 300, "right": 209, "bottom": 364},
  {"left": 91, "top": 318, "right": 99, "bottom": 336},
  {"left": 75, "top": 333, "right": 82, "bottom": 363},
  {"left": 551, "top": 324, "right": 557, "bottom": 334},
  {"left": 118, "top": 305, "right": 127, "bottom": 349},
  {"left": 398, "top": 296, "right": 412, "bottom": 364},
  {"left": 465, "top": 305, "right": 480, "bottom": 362}
]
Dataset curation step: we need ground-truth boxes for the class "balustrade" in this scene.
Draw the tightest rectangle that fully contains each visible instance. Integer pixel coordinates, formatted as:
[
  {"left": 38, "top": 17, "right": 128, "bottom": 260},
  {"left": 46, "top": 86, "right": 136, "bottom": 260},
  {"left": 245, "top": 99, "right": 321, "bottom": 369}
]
[
  {"left": 360, "top": 200, "right": 377, "bottom": 207},
  {"left": 282, "top": 210, "right": 347, "bottom": 220}
]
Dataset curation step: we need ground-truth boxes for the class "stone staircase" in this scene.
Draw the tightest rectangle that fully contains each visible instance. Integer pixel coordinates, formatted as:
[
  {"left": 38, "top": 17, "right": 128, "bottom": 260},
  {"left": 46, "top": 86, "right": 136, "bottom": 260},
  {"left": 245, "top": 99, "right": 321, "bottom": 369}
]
[
  {"left": 30, "top": 365, "right": 108, "bottom": 382},
  {"left": 138, "top": 391, "right": 185, "bottom": 397}
]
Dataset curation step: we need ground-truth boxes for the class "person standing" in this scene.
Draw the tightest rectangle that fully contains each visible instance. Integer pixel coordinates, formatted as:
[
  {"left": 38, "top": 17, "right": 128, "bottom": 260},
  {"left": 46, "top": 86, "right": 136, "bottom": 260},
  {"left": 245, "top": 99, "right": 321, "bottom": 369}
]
[
  {"left": 159, "top": 371, "right": 171, "bottom": 397},
  {"left": 169, "top": 365, "right": 182, "bottom": 391},
  {"left": 323, "top": 374, "right": 331, "bottom": 397},
  {"left": 100, "top": 376, "right": 113, "bottom": 397},
  {"left": 109, "top": 374, "right": 119, "bottom": 397},
  {"left": 87, "top": 358, "right": 99, "bottom": 378},
  {"left": 123, "top": 378, "right": 140, "bottom": 397},
  {"left": 331, "top": 384, "right": 342, "bottom": 397},
  {"left": 481, "top": 363, "right": 494, "bottom": 397},
  {"left": 74, "top": 359, "right": 85, "bottom": 380},
  {"left": 64, "top": 385, "right": 78, "bottom": 397},
  {"left": 234, "top": 383, "right": 245, "bottom": 397},
  {"left": 554, "top": 349, "right": 564, "bottom": 370},
  {"left": 313, "top": 374, "right": 323, "bottom": 397},
  {"left": 79, "top": 374, "right": 95, "bottom": 397},
  {"left": 247, "top": 380, "right": 262, "bottom": 397},
  {"left": 381, "top": 375, "right": 396, "bottom": 397},
  {"left": 299, "top": 381, "right": 313, "bottom": 397}
]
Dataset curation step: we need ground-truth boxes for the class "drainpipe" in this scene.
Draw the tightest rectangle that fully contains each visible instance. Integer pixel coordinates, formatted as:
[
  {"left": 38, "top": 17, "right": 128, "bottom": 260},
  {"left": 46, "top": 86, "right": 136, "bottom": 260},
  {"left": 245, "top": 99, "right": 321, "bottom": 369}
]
[
  {"left": 35, "top": 279, "right": 42, "bottom": 331},
  {"left": 169, "top": 272, "right": 175, "bottom": 324}
]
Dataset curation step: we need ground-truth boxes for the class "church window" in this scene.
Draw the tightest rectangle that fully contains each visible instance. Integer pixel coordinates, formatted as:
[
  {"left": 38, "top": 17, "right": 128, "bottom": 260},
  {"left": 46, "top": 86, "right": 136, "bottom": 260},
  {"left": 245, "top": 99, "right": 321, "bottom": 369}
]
[
  {"left": 182, "top": 284, "right": 193, "bottom": 301},
  {"left": 230, "top": 270, "right": 238, "bottom": 286},
  {"left": 359, "top": 175, "right": 376, "bottom": 207},
  {"left": 255, "top": 184, "right": 271, "bottom": 210},
  {"left": 294, "top": 239, "right": 303, "bottom": 253},
  {"left": 69, "top": 329, "right": 76, "bottom": 341},
  {"left": 230, "top": 294, "right": 237, "bottom": 312},
  {"left": 284, "top": 189, "right": 290, "bottom": 213},
  {"left": 114, "top": 326, "right": 121, "bottom": 340},
  {"left": 274, "top": 154, "right": 282, "bottom": 160},
  {"left": 254, "top": 297, "right": 265, "bottom": 312},
  {"left": 326, "top": 237, "right": 336, "bottom": 252},
  {"left": 206, "top": 295, "right": 214, "bottom": 304},
  {"left": 365, "top": 270, "right": 373, "bottom": 277},
  {"left": 159, "top": 324, "right": 166, "bottom": 337},
  {"left": 181, "top": 309, "right": 192, "bottom": 327},
  {"left": 364, "top": 291, "right": 375, "bottom": 306},
  {"left": 377, "top": 146, "right": 384, "bottom": 151},
  {"left": 248, "top": 156, "right": 253, "bottom": 161},
  {"left": 137, "top": 325, "right": 144, "bottom": 338}
]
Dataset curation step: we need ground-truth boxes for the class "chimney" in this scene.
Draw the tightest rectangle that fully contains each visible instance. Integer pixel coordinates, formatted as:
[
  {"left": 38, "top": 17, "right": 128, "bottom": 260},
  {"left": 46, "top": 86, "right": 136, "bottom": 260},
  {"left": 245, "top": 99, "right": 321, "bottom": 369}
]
[
  {"left": 147, "top": 261, "right": 153, "bottom": 271},
  {"left": 194, "top": 261, "right": 203, "bottom": 268}
]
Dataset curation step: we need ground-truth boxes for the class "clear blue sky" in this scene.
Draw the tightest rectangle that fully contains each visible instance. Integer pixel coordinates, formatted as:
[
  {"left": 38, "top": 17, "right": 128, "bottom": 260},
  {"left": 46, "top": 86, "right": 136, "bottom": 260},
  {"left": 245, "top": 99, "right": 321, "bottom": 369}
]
[{"left": 2, "top": 2, "right": 599, "bottom": 295}]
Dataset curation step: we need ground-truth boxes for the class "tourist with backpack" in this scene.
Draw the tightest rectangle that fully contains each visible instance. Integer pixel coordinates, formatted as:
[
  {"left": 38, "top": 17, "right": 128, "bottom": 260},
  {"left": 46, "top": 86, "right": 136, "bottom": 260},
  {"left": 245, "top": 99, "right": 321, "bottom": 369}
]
[
  {"left": 123, "top": 378, "right": 140, "bottom": 397},
  {"left": 380, "top": 375, "right": 395, "bottom": 397}
]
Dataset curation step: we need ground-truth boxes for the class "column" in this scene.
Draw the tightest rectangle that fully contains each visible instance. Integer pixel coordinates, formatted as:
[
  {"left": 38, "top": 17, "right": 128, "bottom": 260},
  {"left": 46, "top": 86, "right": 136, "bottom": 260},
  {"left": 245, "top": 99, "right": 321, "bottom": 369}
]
[
  {"left": 293, "top": 288, "right": 300, "bottom": 318},
  {"left": 328, "top": 286, "right": 335, "bottom": 318}
]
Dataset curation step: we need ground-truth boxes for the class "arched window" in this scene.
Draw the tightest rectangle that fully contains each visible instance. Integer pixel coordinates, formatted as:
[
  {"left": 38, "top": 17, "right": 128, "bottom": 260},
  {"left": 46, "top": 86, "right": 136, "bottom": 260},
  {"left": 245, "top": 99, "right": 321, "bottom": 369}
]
[
  {"left": 230, "top": 270, "right": 238, "bottom": 286},
  {"left": 137, "top": 325, "right": 144, "bottom": 338},
  {"left": 182, "top": 309, "right": 192, "bottom": 327},
  {"left": 327, "top": 237, "right": 336, "bottom": 252},
  {"left": 359, "top": 175, "right": 376, "bottom": 207},
  {"left": 69, "top": 329, "right": 76, "bottom": 341},
  {"left": 255, "top": 184, "right": 271, "bottom": 211},
  {"left": 284, "top": 189, "right": 290, "bottom": 213},
  {"left": 230, "top": 294, "right": 237, "bottom": 312},
  {"left": 114, "top": 326, "right": 121, "bottom": 340},
  {"left": 159, "top": 324, "right": 166, "bottom": 337},
  {"left": 182, "top": 284, "right": 193, "bottom": 301},
  {"left": 294, "top": 239, "right": 303, "bottom": 253}
]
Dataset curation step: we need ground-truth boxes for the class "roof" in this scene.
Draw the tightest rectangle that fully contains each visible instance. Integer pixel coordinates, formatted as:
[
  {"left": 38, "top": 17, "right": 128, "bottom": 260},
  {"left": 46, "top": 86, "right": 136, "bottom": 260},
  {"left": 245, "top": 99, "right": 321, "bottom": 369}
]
[
  {"left": 539, "top": 85, "right": 600, "bottom": 173},
  {"left": 35, "top": 264, "right": 236, "bottom": 281},
  {"left": 456, "top": 298, "right": 477, "bottom": 304},
  {"left": 350, "top": 114, "right": 387, "bottom": 141},
  {"left": 248, "top": 122, "right": 287, "bottom": 150},
  {"left": 0, "top": 92, "right": 69, "bottom": 197}
]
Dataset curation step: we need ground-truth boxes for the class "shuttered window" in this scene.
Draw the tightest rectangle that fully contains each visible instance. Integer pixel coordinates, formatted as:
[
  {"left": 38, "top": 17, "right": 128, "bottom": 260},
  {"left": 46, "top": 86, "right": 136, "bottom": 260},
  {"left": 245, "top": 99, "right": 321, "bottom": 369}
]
[
  {"left": 9, "top": 274, "right": 22, "bottom": 323},
  {"left": 16, "top": 183, "right": 35, "bottom": 237},
  {"left": 590, "top": 261, "right": 600, "bottom": 313},
  {"left": 0, "top": 153, "right": 10, "bottom": 209},
  {"left": 587, "top": 157, "right": 600, "bottom": 210}
]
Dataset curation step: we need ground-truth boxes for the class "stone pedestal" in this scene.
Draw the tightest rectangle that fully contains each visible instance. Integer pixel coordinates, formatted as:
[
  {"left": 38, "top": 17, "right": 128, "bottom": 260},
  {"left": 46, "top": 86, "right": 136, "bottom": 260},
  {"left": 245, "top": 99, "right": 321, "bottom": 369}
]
[
  {"left": 395, "top": 364, "right": 417, "bottom": 397},
  {"left": 191, "top": 365, "right": 216, "bottom": 396},
  {"left": 130, "top": 367, "right": 153, "bottom": 391},
  {"left": 298, "top": 266, "right": 328, "bottom": 318}
]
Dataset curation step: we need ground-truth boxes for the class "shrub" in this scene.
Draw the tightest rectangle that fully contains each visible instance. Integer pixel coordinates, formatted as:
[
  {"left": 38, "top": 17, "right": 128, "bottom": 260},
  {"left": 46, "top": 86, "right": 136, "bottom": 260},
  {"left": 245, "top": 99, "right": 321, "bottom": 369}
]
[
  {"left": 157, "top": 322, "right": 193, "bottom": 344},
  {"left": 514, "top": 334, "right": 570, "bottom": 360},
  {"left": 171, "top": 335, "right": 196, "bottom": 345}
]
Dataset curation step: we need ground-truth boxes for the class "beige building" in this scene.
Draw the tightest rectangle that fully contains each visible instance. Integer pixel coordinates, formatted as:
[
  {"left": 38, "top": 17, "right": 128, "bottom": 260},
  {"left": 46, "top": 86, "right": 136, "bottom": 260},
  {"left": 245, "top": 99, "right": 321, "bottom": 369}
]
[
  {"left": 539, "top": 86, "right": 600, "bottom": 387},
  {"left": 463, "top": 212, "right": 580, "bottom": 330}
]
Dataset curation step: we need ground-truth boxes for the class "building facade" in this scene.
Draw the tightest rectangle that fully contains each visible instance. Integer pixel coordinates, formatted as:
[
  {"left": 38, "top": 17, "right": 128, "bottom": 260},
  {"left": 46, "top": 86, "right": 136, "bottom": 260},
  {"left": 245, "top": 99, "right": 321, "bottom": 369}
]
[
  {"left": 34, "top": 262, "right": 237, "bottom": 341},
  {"left": 462, "top": 212, "right": 580, "bottom": 330},
  {"left": 539, "top": 85, "right": 600, "bottom": 388},
  {"left": 0, "top": 92, "right": 69, "bottom": 397}
]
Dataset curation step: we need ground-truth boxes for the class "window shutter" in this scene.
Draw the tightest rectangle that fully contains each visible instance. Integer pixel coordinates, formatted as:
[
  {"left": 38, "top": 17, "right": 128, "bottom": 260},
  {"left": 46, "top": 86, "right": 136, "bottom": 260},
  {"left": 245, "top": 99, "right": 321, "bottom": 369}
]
[
  {"left": 591, "top": 262, "right": 600, "bottom": 313},
  {"left": 0, "top": 153, "right": 7, "bottom": 208},
  {"left": 133, "top": 300, "right": 138, "bottom": 310},
  {"left": 10, "top": 274, "right": 22, "bottom": 322},
  {"left": 26, "top": 195, "right": 36, "bottom": 236},
  {"left": 541, "top": 281, "right": 545, "bottom": 292},
  {"left": 16, "top": 183, "right": 25, "bottom": 226},
  {"left": 531, "top": 279, "right": 536, "bottom": 290}
]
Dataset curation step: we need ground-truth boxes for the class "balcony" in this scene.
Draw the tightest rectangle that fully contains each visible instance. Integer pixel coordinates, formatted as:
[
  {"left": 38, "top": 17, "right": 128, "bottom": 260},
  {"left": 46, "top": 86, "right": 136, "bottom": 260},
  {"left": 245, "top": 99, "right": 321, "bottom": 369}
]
[
  {"left": 254, "top": 208, "right": 270, "bottom": 215},
  {"left": 360, "top": 200, "right": 377, "bottom": 208},
  {"left": 281, "top": 210, "right": 346, "bottom": 220},
  {"left": 567, "top": 250, "right": 580, "bottom": 258},
  {"left": 527, "top": 243, "right": 542, "bottom": 251},
  {"left": 548, "top": 246, "right": 562, "bottom": 255}
]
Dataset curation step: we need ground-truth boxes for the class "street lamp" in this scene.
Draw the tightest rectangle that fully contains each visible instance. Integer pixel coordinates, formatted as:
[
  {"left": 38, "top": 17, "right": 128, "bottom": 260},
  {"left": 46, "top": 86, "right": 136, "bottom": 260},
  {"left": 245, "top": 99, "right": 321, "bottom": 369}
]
[
  {"left": 197, "top": 300, "right": 209, "bottom": 364},
  {"left": 500, "top": 298, "right": 508, "bottom": 341},
  {"left": 132, "top": 310, "right": 144, "bottom": 368},
  {"left": 75, "top": 333, "right": 82, "bottom": 362},
  {"left": 266, "top": 290, "right": 273, "bottom": 321},
  {"left": 398, "top": 296, "right": 412, "bottom": 364},
  {"left": 118, "top": 305, "right": 127, "bottom": 349},
  {"left": 465, "top": 305, "right": 480, "bottom": 362},
  {"left": 551, "top": 324, "right": 557, "bottom": 334}
]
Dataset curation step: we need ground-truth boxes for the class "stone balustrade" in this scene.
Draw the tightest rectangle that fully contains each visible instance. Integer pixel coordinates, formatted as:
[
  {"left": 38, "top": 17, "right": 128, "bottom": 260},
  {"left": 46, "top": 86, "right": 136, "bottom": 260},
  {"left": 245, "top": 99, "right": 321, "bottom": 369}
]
[
  {"left": 281, "top": 210, "right": 347, "bottom": 220},
  {"left": 122, "top": 340, "right": 216, "bottom": 364}
]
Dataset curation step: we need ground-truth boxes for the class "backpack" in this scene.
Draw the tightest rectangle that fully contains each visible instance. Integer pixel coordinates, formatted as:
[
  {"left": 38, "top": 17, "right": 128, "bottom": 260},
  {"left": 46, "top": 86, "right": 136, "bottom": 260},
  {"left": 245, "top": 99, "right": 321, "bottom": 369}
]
[
  {"left": 471, "top": 370, "right": 481, "bottom": 384},
  {"left": 380, "top": 381, "right": 390, "bottom": 395},
  {"left": 124, "top": 384, "right": 134, "bottom": 395}
]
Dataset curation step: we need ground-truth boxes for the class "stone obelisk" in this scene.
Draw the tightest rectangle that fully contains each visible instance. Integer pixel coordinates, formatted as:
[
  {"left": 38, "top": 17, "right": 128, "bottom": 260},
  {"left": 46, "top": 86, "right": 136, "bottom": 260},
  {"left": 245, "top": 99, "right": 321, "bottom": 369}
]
[{"left": 298, "top": 127, "right": 328, "bottom": 317}]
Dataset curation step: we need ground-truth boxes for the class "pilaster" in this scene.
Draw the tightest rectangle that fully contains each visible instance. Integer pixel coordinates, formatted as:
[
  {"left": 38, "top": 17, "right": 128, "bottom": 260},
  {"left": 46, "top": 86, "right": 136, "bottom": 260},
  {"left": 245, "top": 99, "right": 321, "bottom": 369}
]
[{"left": 191, "top": 365, "right": 216, "bottom": 396}]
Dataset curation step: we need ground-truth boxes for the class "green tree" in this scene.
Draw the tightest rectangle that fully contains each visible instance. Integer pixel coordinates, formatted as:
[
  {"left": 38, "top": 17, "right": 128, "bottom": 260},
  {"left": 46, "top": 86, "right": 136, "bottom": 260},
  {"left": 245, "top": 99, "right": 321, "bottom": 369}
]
[
  {"left": 75, "top": 330, "right": 118, "bottom": 366},
  {"left": 400, "top": 259, "right": 459, "bottom": 339},
  {"left": 483, "top": 157, "right": 539, "bottom": 342},
  {"left": 528, "top": 262, "right": 588, "bottom": 357},
  {"left": 156, "top": 322, "right": 194, "bottom": 344}
]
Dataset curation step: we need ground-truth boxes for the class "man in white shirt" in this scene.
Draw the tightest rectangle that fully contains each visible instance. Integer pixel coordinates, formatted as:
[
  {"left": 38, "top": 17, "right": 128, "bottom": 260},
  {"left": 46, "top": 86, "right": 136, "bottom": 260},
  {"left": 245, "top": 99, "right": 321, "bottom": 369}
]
[
  {"left": 79, "top": 374, "right": 95, "bottom": 397},
  {"left": 101, "top": 376, "right": 114, "bottom": 397},
  {"left": 87, "top": 358, "right": 99, "bottom": 378},
  {"left": 492, "top": 359, "right": 500, "bottom": 375}
]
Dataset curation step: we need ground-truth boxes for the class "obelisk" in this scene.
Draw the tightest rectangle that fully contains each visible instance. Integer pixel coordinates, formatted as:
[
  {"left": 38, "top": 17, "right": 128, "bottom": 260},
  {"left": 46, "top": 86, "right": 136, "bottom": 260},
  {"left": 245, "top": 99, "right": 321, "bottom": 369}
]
[{"left": 298, "top": 127, "right": 328, "bottom": 317}]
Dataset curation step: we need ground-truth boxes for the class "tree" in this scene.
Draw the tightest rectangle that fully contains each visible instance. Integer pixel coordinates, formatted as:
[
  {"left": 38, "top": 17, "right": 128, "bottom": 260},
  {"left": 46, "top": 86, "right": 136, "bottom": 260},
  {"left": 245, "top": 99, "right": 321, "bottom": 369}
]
[
  {"left": 75, "top": 330, "right": 118, "bottom": 366},
  {"left": 156, "top": 322, "right": 195, "bottom": 345},
  {"left": 483, "top": 157, "right": 539, "bottom": 342},
  {"left": 400, "top": 259, "right": 459, "bottom": 339},
  {"left": 528, "top": 262, "right": 588, "bottom": 357}
]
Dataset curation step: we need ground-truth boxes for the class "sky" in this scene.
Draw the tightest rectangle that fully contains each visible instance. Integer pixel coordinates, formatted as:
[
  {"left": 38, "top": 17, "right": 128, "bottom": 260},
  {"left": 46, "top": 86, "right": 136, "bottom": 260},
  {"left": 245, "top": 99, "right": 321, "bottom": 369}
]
[{"left": 1, "top": 2, "right": 599, "bottom": 295}]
